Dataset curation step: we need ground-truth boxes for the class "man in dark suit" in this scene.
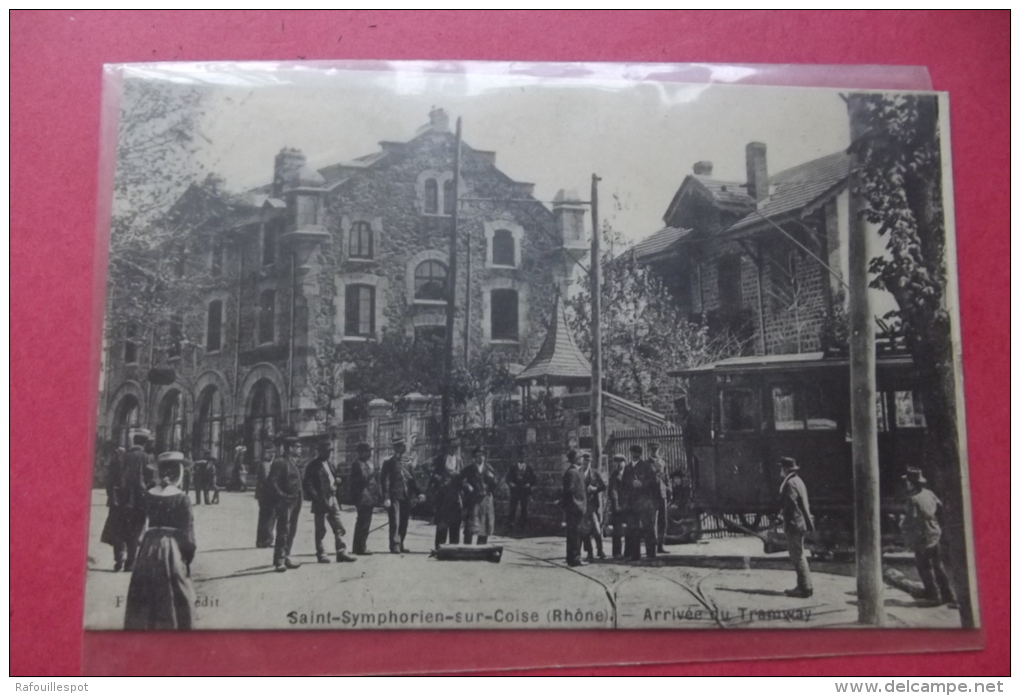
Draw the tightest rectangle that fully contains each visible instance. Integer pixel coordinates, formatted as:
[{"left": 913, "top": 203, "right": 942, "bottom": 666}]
[
  {"left": 304, "top": 440, "right": 356, "bottom": 564},
  {"left": 580, "top": 451, "right": 607, "bottom": 562},
  {"left": 561, "top": 449, "right": 587, "bottom": 567},
  {"left": 348, "top": 442, "right": 380, "bottom": 555},
  {"left": 268, "top": 435, "right": 303, "bottom": 572},
  {"left": 505, "top": 453, "right": 537, "bottom": 531},
  {"left": 457, "top": 446, "right": 498, "bottom": 545},
  {"left": 428, "top": 437, "right": 463, "bottom": 549},
  {"left": 607, "top": 453, "right": 629, "bottom": 559},
  {"left": 118, "top": 430, "right": 153, "bottom": 571},
  {"left": 98, "top": 444, "right": 128, "bottom": 567},
  {"left": 380, "top": 436, "right": 425, "bottom": 553},
  {"left": 778, "top": 456, "right": 814, "bottom": 598},
  {"left": 254, "top": 441, "right": 277, "bottom": 548},
  {"left": 648, "top": 442, "right": 671, "bottom": 554},
  {"left": 630, "top": 444, "right": 661, "bottom": 559}
]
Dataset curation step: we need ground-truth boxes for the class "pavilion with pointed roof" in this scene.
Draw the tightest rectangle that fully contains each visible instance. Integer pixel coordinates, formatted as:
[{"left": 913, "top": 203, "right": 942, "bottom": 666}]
[{"left": 516, "top": 292, "right": 592, "bottom": 388}]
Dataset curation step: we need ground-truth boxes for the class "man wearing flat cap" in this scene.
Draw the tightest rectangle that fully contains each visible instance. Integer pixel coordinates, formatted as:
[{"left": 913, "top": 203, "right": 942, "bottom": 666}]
[
  {"left": 561, "top": 449, "right": 587, "bottom": 567},
  {"left": 349, "top": 441, "right": 381, "bottom": 555},
  {"left": 268, "top": 435, "right": 304, "bottom": 572},
  {"left": 380, "top": 435, "right": 425, "bottom": 553},
  {"left": 630, "top": 444, "right": 662, "bottom": 560},
  {"left": 457, "top": 445, "right": 498, "bottom": 545},
  {"left": 778, "top": 456, "right": 814, "bottom": 598},
  {"left": 901, "top": 467, "right": 956, "bottom": 606},
  {"left": 606, "top": 453, "right": 630, "bottom": 559},
  {"left": 304, "top": 440, "right": 356, "bottom": 564}
]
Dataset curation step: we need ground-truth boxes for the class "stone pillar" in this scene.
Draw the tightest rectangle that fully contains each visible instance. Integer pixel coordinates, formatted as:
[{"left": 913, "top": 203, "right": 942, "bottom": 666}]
[
  {"left": 397, "top": 392, "right": 430, "bottom": 446},
  {"left": 367, "top": 398, "right": 392, "bottom": 450}
]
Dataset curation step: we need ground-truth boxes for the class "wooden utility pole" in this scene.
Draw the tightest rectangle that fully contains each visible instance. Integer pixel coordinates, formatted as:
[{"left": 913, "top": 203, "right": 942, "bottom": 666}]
[
  {"left": 440, "top": 117, "right": 463, "bottom": 440},
  {"left": 848, "top": 127, "right": 884, "bottom": 626},
  {"left": 590, "top": 174, "right": 603, "bottom": 471}
]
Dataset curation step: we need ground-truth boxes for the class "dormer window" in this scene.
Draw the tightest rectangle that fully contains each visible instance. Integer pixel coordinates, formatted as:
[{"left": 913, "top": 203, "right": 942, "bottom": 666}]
[{"left": 350, "top": 221, "right": 374, "bottom": 260}]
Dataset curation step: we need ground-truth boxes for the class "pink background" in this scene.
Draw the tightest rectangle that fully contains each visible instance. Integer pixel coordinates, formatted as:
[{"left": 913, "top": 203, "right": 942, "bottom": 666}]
[{"left": 10, "top": 11, "right": 1009, "bottom": 676}]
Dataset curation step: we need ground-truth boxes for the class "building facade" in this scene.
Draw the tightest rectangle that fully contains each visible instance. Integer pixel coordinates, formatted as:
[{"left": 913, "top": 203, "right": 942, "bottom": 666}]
[
  {"left": 632, "top": 143, "right": 860, "bottom": 357},
  {"left": 100, "top": 109, "right": 588, "bottom": 470}
]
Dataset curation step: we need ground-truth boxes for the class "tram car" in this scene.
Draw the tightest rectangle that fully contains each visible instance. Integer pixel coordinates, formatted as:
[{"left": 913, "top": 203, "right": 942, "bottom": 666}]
[{"left": 672, "top": 350, "right": 929, "bottom": 550}]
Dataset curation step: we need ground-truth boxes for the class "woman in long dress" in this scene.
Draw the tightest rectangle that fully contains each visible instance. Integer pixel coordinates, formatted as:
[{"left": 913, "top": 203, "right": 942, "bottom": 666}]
[{"left": 124, "top": 451, "right": 197, "bottom": 630}]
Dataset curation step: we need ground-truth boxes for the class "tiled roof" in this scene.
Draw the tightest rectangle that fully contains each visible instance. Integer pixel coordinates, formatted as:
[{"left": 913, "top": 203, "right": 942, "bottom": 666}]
[
  {"left": 693, "top": 176, "right": 756, "bottom": 208},
  {"left": 632, "top": 226, "right": 692, "bottom": 262},
  {"left": 728, "top": 150, "right": 850, "bottom": 233},
  {"left": 516, "top": 293, "right": 591, "bottom": 384}
]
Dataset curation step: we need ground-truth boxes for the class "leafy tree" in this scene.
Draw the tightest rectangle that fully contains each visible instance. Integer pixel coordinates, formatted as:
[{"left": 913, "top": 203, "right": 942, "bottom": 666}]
[
  {"left": 847, "top": 93, "right": 973, "bottom": 626},
  {"left": 104, "top": 77, "right": 214, "bottom": 361},
  {"left": 567, "top": 226, "right": 745, "bottom": 415},
  {"left": 305, "top": 327, "right": 518, "bottom": 429}
]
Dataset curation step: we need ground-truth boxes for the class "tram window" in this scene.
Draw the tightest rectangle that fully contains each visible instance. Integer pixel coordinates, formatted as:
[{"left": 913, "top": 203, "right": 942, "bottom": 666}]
[
  {"left": 772, "top": 386, "right": 803, "bottom": 430},
  {"left": 894, "top": 390, "right": 926, "bottom": 429},
  {"left": 721, "top": 390, "right": 757, "bottom": 432},
  {"left": 804, "top": 385, "right": 837, "bottom": 430},
  {"left": 876, "top": 393, "right": 889, "bottom": 432}
]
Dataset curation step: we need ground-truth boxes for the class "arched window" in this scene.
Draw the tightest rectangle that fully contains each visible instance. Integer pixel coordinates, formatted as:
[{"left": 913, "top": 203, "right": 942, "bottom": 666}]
[
  {"left": 345, "top": 284, "right": 375, "bottom": 337},
  {"left": 194, "top": 385, "right": 224, "bottom": 459},
  {"left": 423, "top": 178, "right": 439, "bottom": 214},
  {"left": 414, "top": 260, "right": 447, "bottom": 301},
  {"left": 245, "top": 379, "right": 280, "bottom": 466},
  {"left": 156, "top": 390, "right": 185, "bottom": 453},
  {"left": 206, "top": 300, "right": 223, "bottom": 352},
  {"left": 112, "top": 395, "right": 140, "bottom": 450},
  {"left": 443, "top": 179, "right": 456, "bottom": 215},
  {"left": 491, "top": 289, "right": 519, "bottom": 341},
  {"left": 258, "top": 289, "right": 276, "bottom": 345},
  {"left": 492, "top": 228, "right": 516, "bottom": 267},
  {"left": 349, "top": 221, "right": 373, "bottom": 259}
]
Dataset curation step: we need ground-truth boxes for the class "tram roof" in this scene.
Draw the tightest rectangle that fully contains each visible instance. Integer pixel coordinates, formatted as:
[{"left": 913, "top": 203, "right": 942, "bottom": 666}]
[{"left": 670, "top": 350, "right": 914, "bottom": 376}]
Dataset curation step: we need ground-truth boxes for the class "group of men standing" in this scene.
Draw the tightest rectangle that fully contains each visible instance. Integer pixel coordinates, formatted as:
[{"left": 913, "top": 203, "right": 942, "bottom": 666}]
[
  {"left": 253, "top": 434, "right": 428, "bottom": 571},
  {"left": 562, "top": 442, "right": 671, "bottom": 567}
]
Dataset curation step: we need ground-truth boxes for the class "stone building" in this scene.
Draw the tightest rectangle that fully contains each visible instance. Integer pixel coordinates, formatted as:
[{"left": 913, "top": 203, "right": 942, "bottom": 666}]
[
  {"left": 100, "top": 108, "right": 589, "bottom": 470},
  {"left": 632, "top": 143, "right": 857, "bottom": 357}
]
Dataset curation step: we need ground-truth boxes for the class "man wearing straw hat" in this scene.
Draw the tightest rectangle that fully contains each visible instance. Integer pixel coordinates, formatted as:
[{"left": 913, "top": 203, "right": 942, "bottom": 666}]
[
  {"left": 778, "top": 456, "right": 814, "bottom": 598},
  {"left": 901, "top": 467, "right": 956, "bottom": 607}
]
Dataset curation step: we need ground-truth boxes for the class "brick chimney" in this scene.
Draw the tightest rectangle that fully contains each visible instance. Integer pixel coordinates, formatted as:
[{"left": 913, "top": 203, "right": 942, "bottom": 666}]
[
  {"left": 428, "top": 107, "right": 450, "bottom": 133},
  {"left": 273, "top": 147, "right": 306, "bottom": 197},
  {"left": 745, "top": 142, "right": 768, "bottom": 202},
  {"left": 693, "top": 161, "right": 713, "bottom": 176}
]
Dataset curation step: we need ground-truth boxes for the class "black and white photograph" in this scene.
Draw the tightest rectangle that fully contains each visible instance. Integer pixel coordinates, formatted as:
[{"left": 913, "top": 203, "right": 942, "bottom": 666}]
[{"left": 85, "top": 61, "right": 978, "bottom": 631}]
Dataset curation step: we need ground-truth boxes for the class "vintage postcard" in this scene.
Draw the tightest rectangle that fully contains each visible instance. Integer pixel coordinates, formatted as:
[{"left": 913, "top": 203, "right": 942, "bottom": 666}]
[{"left": 85, "top": 62, "right": 977, "bottom": 631}]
